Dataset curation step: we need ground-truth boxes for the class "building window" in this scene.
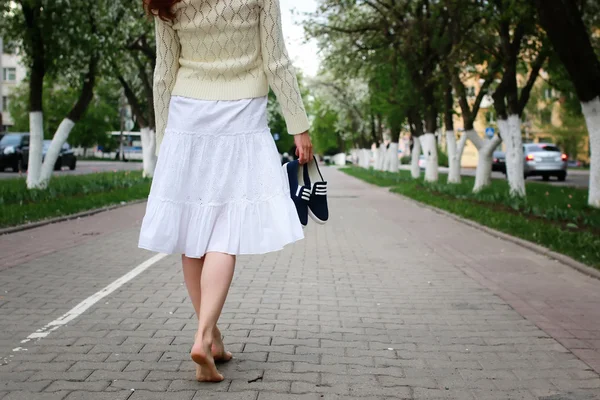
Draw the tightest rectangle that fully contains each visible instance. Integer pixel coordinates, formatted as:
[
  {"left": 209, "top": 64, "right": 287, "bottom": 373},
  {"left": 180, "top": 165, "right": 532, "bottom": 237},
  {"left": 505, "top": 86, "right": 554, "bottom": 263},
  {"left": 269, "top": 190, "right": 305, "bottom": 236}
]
[
  {"left": 3, "top": 67, "right": 16, "bottom": 82},
  {"left": 467, "top": 86, "right": 476, "bottom": 97},
  {"left": 540, "top": 108, "right": 552, "bottom": 125},
  {"left": 2, "top": 96, "right": 8, "bottom": 111}
]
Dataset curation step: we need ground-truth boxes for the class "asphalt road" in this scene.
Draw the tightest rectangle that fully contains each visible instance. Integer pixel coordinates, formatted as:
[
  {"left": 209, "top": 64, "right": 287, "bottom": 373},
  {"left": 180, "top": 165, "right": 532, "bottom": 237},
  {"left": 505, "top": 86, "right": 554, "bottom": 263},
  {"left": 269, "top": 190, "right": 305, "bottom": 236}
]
[
  {"left": 2, "top": 159, "right": 590, "bottom": 188},
  {"left": 0, "top": 160, "right": 143, "bottom": 180},
  {"left": 399, "top": 165, "right": 590, "bottom": 188}
]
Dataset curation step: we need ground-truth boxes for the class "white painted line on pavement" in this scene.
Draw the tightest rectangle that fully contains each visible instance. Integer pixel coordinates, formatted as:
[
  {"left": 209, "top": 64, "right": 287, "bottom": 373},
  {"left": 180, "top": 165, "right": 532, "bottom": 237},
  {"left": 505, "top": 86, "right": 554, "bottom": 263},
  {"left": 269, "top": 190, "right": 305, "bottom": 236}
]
[{"left": 17, "top": 253, "right": 168, "bottom": 347}]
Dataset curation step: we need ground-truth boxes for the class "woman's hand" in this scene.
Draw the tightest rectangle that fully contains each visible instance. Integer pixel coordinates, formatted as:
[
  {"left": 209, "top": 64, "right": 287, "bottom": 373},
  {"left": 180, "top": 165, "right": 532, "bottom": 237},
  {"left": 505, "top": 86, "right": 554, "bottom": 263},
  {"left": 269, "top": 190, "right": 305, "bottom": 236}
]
[{"left": 294, "top": 131, "right": 313, "bottom": 164}]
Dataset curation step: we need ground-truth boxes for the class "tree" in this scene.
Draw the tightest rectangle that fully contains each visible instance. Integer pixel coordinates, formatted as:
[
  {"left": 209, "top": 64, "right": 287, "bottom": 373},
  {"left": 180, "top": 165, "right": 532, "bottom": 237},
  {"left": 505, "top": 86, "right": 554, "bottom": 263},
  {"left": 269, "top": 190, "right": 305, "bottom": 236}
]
[
  {"left": 306, "top": 0, "right": 448, "bottom": 179},
  {"left": 0, "top": 0, "right": 124, "bottom": 188},
  {"left": 443, "top": 0, "right": 500, "bottom": 187},
  {"left": 109, "top": 3, "right": 160, "bottom": 177},
  {"left": 8, "top": 78, "right": 120, "bottom": 150},
  {"left": 310, "top": 97, "right": 344, "bottom": 156},
  {"left": 533, "top": 0, "right": 600, "bottom": 207},
  {"left": 486, "top": 1, "right": 548, "bottom": 197}
]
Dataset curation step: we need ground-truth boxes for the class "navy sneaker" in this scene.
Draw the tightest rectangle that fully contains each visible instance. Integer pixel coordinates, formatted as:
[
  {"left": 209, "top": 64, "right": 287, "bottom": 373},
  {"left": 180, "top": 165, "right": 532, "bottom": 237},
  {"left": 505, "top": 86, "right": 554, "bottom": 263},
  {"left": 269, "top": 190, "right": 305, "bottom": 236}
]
[
  {"left": 303, "top": 156, "right": 329, "bottom": 224},
  {"left": 284, "top": 160, "right": 311, "bottom": 227}
]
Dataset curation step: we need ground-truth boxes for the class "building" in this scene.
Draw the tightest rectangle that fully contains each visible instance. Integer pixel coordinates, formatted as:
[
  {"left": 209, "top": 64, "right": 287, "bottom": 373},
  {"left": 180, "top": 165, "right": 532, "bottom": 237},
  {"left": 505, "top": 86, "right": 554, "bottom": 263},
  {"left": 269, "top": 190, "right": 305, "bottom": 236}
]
[
  {"left": 449, "top": 67, "right": 590, "bottom": 168},
  {"left": 0, "top": 38, "right": 26, "bottom": 132}
]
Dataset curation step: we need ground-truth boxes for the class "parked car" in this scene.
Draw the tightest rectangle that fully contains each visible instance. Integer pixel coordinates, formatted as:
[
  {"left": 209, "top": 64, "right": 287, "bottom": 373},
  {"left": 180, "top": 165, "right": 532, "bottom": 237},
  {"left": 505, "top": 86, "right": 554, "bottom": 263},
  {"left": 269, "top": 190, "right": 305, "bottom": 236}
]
[
  {"left": 490, "top": 143, "right": 567, "bottom": 181},
  {"left": 0, "top": 133, "right": 29, "bottom": 172},
  {"left": 0, "top": 133, "right": 77, "bottom": 172},
  {"left": 39, "top": 140, "right": 77, "bottom": 171},
  {"left": 492, "top": 151, "right": 506, "bottom": 173},
  {"left": 523, "top": 143, "right": 567, "bottom": 181}
]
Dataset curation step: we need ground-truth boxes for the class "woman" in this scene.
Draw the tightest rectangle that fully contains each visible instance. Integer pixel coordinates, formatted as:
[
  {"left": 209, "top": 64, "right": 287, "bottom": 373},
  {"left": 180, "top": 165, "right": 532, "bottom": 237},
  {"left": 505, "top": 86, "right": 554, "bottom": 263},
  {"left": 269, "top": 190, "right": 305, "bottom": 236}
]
[{"left": 138, "top": 0, "right": 313, "bottom": 382}]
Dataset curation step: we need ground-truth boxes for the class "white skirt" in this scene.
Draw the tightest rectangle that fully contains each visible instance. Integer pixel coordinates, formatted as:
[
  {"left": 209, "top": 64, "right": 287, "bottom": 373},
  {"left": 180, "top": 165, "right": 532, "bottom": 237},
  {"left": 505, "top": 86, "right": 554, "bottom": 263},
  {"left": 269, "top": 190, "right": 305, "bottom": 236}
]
[{"left": 138, "top": 95, "right": 304, "bottom": 258}]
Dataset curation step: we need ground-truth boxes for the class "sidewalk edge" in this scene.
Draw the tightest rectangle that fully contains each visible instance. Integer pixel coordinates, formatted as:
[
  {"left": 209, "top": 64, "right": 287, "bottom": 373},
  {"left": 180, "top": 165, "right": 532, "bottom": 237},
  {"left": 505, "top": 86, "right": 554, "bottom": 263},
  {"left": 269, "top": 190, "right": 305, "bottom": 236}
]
[
  {"left": 0, "top": 199, "right": 148, "bottom": 236},
  {"left": 391, "top": 190, "right": 600, "bottom": 281}
]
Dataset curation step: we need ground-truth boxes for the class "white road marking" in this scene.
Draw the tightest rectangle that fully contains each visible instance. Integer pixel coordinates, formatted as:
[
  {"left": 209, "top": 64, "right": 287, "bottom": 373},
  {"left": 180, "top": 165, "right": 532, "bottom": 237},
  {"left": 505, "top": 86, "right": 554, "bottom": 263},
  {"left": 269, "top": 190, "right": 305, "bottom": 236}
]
[{"left": 17, "top": 253, "right": 168, "bottom": 348}]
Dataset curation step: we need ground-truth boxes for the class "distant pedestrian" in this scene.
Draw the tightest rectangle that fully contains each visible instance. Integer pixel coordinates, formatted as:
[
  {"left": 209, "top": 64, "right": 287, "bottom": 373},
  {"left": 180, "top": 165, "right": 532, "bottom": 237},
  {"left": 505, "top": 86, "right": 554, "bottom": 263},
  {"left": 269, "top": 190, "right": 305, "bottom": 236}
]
[{"left": 138, "top": 0, "right": 313, "bottom": 383}]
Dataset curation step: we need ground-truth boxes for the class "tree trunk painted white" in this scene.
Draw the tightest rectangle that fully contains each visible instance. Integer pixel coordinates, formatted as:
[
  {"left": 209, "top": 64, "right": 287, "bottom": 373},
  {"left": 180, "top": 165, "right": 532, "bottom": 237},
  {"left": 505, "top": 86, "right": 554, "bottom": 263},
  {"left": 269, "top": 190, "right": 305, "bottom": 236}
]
[
  {"left": 363, "top": 149, "right": 372, "bottom": 168},
  {"left": 582, "top": 97, "right": 600, "bottom": 208},
  {"left": 473, "top": 136, "right": 502, "bottom": 192},
  {"left": 387, "top": 142, "right": 399, "bottom": 173},
  {"left": 381, "top": 146, "right": 389, "bottom": 171},
  {"left": 447, "top": 131, "right": 467, "bottom": 184},
  {"left": 333, "top": 153, "right": 346, "bottom": 166},
  {"left": 38, "top": 119, "right": 76, "bottom": 188},
  {"left": 375, "top": 143, "right": 386, "bottom": 170},
  {"left": 465, "top": 129, "right": 483, "bottom": 150},
  {"left": 419, "top": 133, "right": 438, "bottom": 182},
  {"left": 498, "top": 115, "right": 525, "bottom": 197},
  {"left": 140, "top": 127, "right": 157, "bottom": 178},
  {"left": 350, "top": 149, "right": 358, "bottom": 165},
  {"left": 411, "top": 137, "right": 422, "bottom": 179},
  {"left": 26, "top": 112, "right": 44, "bottom": 189}
]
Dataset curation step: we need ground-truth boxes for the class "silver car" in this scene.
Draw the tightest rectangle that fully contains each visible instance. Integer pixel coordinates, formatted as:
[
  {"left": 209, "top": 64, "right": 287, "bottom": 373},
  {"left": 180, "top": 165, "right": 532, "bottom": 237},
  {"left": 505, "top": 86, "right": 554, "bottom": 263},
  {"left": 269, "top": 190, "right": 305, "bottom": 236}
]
[{"left": 523, "top": 143, "right": 567, "bottom": 181}]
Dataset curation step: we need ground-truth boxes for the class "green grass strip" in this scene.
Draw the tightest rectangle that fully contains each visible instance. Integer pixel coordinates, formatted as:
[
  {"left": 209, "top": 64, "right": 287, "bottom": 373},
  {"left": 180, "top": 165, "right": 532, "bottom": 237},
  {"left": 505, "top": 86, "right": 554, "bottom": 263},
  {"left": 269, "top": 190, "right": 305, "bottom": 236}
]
[
  {"left": 342, "top": 167, "right": 600, "bottom": 270},
  {"left": 0, "top": 171, "right": 151, "bottom": 228}
]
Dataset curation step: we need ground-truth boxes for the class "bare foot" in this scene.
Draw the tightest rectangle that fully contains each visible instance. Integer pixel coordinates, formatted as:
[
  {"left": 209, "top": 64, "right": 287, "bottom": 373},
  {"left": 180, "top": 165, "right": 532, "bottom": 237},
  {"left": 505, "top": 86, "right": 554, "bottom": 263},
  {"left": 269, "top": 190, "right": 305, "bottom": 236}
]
[
  {"left": 195, "top": 330, "right": 232, "bottom": 363},
  {"left": 191, "top": 339, "right": 224, "bottom": 382},
  {"left": 212, "top": 335, "right": 233, "bottom": 363}
]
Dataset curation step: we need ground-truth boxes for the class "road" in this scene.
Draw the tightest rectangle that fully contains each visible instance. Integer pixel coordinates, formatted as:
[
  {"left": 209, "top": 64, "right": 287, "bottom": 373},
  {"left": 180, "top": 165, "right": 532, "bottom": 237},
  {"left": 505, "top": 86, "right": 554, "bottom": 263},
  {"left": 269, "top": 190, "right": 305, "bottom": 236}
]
[
  {"left": 0, "top": 167, "right": 599, "bottom": 399},
  {"left": 0, "top": 160, "right": 143, "bottom": 180},
  {"left": 400, "top": 165, "right": 590, "bottom": 188}
]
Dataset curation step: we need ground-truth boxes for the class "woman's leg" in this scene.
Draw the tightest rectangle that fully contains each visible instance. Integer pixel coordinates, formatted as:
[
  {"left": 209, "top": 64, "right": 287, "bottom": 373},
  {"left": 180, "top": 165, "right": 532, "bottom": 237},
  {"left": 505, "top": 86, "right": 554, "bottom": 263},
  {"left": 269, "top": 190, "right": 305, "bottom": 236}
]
[
  {"left": 190, "top": 252, "right": 236, "bottom": 382},
  {"left": 182, "top": 256, "right": 232, "bottom": 364}
]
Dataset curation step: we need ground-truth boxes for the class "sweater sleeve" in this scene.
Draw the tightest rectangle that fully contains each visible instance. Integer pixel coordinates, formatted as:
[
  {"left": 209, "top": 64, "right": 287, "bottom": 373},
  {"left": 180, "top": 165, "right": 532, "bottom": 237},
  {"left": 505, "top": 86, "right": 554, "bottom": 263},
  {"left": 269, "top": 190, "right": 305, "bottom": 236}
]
[
  {"left": 153, "top": 17, "right": 181, "bottom": 156},
  {"left": 260, "top": 0, "right": 310, "bottom": 135}
]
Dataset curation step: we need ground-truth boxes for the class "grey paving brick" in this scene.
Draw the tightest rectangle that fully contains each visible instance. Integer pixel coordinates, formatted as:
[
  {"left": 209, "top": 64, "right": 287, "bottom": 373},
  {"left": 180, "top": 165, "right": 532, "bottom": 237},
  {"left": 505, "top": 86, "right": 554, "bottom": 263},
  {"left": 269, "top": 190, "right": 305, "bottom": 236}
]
[
  {"left": 2, "top": 392, "right": 70, "bottom": 400},
  {"left": 262, "top": 371, "right": 319, "bottom": 383},
  {"left": 68, "top": 361, "right": 128, "bottom": 372},
  {"left": 88, "top": 344, "right": 144, "bottom": 354},
  {"left": 257, "top": 394, "right": 319, "bottom": 400},
  {"left": 123, "top": 361, "right": 180, "bottom": 372},
  {"left": 109, "top": 379, "right": 170, "bottom": 391},
  {"left": 0, "top": 380, "right": 52, "bottom": 392},
  {"left": 53, "top": 353, "right": 110, "bottom": 363},
  {"left": 14, "top": 362, "right": 74, "bottom": 372},
  {"left": 86, "top": 370, "right": 148, "bottom": 382},
  {"left": 64, "top": 390, "right": 133, "bottom": 400},
  {"left": 28, "top": 371, "right": 93, "bottom": 382},
  {"left": 168, "top": 379, "right": 229, "bottom": 391},
  {"left": 193, "top": 392, "right": 258, "bottom": 400},
  {"left": 291, "top": 382, "right": 349, "bottom": 395},
  {"left": 0, "top": 371, "right": 35, "bottom": 382},
  {"left": 44, "top": 380, "right": 110, "bottom": 392},
  {"left": 128, "top": 390, "right": 195, "bottom": 400}
]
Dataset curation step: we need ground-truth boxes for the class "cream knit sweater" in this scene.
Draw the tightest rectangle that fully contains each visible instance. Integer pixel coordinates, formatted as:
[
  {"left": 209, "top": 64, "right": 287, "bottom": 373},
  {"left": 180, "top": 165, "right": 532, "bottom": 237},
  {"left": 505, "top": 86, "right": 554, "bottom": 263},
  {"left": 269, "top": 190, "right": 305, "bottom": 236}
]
[{"left": 153, "top": 0, "right": 310, "bottom": 155}]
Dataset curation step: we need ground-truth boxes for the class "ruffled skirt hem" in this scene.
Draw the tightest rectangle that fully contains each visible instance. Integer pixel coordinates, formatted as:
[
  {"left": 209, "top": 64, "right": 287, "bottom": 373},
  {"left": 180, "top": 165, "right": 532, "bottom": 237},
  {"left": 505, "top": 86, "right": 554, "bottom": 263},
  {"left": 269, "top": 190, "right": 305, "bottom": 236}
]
[{"left": 138, "top": 192, "right": 304, "bottom": 258}]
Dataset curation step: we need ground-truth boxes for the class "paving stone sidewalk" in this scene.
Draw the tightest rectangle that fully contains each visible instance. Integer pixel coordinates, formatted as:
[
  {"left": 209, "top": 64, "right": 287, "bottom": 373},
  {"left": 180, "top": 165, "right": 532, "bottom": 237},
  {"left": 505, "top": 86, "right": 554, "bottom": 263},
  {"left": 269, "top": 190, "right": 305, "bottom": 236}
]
[{"left": 1, "top": 167, "right": 599, "bottom": 400}]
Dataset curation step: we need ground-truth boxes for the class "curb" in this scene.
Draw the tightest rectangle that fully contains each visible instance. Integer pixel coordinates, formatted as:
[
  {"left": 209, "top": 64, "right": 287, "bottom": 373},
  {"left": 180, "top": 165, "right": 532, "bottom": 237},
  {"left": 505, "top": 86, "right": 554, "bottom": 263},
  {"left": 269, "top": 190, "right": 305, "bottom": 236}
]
[
  {"left": 393, "top": 191, "right": 600, "bottom": 281},
  {"left": 0, "top": 199, "right": 148, "bottom": 236}
]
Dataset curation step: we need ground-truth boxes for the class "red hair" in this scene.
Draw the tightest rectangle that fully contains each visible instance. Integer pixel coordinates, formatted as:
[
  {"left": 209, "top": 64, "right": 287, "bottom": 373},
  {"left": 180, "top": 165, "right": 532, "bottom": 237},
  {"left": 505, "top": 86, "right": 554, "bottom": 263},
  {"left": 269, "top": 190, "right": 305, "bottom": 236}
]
[{"left": 143, "top": 0, "right": 181, "bottom": 21}]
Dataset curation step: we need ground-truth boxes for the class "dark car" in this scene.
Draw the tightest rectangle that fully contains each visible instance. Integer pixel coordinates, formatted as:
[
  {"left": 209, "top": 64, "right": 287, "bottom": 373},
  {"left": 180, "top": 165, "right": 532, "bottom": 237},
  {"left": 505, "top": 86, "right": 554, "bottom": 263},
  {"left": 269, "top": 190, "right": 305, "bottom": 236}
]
[
  {"left": 0, "top": 134, "right": 77, "bottom": 172},
  {"left": 40, "top": 140, "right": 77, "bottom": 171},
  {"left": 0, "top": 133, "right": 29, "bottom": 172},
  {"left": 492, "top": 151, "right": 506, "bottom": 173}
]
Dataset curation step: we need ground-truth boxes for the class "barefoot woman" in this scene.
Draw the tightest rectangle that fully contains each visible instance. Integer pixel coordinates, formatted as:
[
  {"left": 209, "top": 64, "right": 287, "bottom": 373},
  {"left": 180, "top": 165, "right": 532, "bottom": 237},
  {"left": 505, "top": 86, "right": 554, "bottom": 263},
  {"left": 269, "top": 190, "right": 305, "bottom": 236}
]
[{"left": 139, "top": 0, "right": 313, "bottom": 382}]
